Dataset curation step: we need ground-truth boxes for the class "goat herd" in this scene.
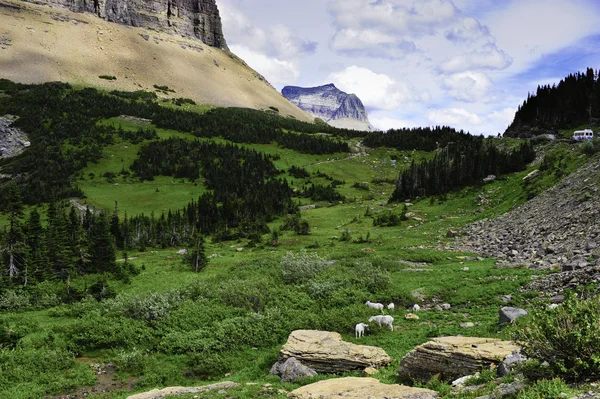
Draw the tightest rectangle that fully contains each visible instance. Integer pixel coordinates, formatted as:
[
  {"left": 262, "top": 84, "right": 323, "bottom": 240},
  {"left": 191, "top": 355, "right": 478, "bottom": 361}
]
[{"left": 355, "top": 300, "right": 420, "bottom": 339}]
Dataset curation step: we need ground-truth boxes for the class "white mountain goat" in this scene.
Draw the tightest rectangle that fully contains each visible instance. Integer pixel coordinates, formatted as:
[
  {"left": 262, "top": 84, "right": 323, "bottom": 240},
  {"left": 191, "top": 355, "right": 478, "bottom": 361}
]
[
  {"left": 387, "top": 303, "right": 395, "bottom": 311},
  {"left": 355, "top": 322, "right": 369, "bottom": 339},
  {"left": 365, "top": 300, "right": 384, "bottom": 311},
  {"left": 412, "top": 304, "right": 421, "bottom": 312},
  {"left": 369, "top": 315, "right": 394, "bottom": 331}
]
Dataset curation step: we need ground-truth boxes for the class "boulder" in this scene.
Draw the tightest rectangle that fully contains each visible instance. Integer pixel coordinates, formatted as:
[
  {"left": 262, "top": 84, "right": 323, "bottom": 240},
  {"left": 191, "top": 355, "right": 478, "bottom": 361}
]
[
  {"left": 127, "top": 382, "right": 239, "bottom": 399},
  {"left": 274, "top": 330, "right": 392, "bottom": 374},
  {"left": 287, "top": 377, "right": 439, "bottom": 399},
  {"left": 269, "top": 357, "right": 317, "bottom": 383},
  {"left": 405, "top": 313, "right": 420, "bottom": 320},
  {"left": 497, "top": 352, "right": 526, "bottom": 377},
  {"left": 398, "top": 337, "right": 520, "bottom": 383},
  {"left": 499, "top": 307, "right": 528, "bottom": 325}
]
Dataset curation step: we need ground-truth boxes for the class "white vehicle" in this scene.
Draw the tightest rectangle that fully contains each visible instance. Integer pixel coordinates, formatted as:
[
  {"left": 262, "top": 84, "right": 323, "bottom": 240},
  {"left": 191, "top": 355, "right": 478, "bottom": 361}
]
[{"left": 572, "top": 129, "right": 594, "bottom": 141}]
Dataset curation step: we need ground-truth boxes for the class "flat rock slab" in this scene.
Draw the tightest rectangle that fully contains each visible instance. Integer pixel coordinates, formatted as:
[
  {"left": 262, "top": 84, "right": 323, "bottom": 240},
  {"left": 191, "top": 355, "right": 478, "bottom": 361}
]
[
  {"left": 278, "top": 330, "right": 392, "bottom": 373},
  {"left": 398, "top": 336, "right": 519, "bottom": 383},
  {"left": 127, "top": 381, "right": 239, "bottom": 399},
  {"left": 288, "top": 377, "right": 439, "bottom": 399}
]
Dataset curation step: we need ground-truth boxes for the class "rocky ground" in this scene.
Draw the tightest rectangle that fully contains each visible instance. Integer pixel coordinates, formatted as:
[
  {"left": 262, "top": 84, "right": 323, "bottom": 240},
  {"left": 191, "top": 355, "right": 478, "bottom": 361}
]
[
  {"left": 0, "top": 116, "right": 29, "bottom": 159},
  {"left": 458, "top": 157, "right": 600, "bottom": 294}
]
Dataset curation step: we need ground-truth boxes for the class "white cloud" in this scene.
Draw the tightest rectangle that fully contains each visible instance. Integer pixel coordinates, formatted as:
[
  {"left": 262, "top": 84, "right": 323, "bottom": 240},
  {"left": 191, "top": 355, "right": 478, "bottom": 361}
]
[
  {"left": 428, "top": 108, "right": 484, "bottom": 126},
  {"left": 484, "top": 0, "right": 600, "bottom": 72},
  {"left": 328, "top": 66, "right": 430, "bottom": 110},
  {"left": 229, "top": 45, "right": 300, "bottom": 85},
  {"left": 370, "top": 115, "right": 421, "bottom": 131},
  {"left": 439, "top": 43, "right": 513, "bottom": 73},
  {"left": 331, "top": 28, "right": 417, "bottom": 59},
  {"left": 427, "top": 107, "right": 518, "bottom": 135},
  {"left": 220, "top": 2, "right": 316, "bottom": 59},
  {"left": 441, "top": 71, "right": 495, "bottom": 102},
  {"left": 328, "top": 0, "right": 459, "bottom": 58},
  {"left": 445, "top": 17, "right": 491, "bottom": 43}
]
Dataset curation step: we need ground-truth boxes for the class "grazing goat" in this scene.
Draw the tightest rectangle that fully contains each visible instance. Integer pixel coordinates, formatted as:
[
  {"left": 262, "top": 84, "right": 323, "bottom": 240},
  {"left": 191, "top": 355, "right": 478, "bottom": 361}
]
[
  {"left": 368, "top": 315, "right": 394, "bottom": 331},
  {"left": 365, "top": 300, "right": 384, "bottom": 311},
  {"left": 355, "top": 322, "right": 369, "bottom": 339},
  {"left": 412, "top": 304, "right": 421, "bottom": 312},
  {"left": 387, "top": 303, "right": 395, "bottom": 311}
]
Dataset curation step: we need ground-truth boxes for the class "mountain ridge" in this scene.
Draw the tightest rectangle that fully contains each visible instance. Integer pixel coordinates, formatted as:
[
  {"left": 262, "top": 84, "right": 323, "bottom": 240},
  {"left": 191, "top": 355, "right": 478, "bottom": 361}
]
[
  {"left": 282, "top": 84, "right": 375, "bottom": 131},
  {"left": 0, "top": 0, "right": 313, "bottom": 122}
]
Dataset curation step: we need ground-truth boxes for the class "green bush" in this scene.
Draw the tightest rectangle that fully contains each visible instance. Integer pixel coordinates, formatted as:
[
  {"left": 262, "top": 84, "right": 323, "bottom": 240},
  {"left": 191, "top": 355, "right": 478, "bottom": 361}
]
[
  {"left": 517, "top": 378, "right": 571, "bottom": 399},
  {"left": 281, "top": 251, "right": 327, "bottom": 284},
  {"left": 0, "top": 289, "right": 31, "bottom": 311},
  {"left": 351, "top": 259, "right": 391, "bottom": 292},
  {"left": 513, "top": 292, "right": 600, "bottom": 381}
]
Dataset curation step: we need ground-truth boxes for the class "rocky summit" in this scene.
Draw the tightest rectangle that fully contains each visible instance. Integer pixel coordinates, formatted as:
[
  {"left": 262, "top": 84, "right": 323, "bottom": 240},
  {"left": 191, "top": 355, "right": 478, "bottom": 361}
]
[
  {"left": 29, "top": 0, "right": 228, "bottom": 49},
  {"left": 282, "top": 84, "right": 375, "bottom": 131}
]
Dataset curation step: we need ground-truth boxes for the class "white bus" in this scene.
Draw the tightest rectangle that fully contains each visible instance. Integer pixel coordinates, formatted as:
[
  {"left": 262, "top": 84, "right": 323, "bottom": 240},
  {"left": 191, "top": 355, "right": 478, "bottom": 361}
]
[{"left": 572, "top": 129, "right": 594, "bottom": 141}]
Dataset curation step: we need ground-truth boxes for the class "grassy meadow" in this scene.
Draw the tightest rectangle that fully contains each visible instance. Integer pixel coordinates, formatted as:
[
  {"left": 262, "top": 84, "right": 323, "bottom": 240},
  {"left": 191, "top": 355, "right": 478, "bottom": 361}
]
[{"left": 1, "top": 111, "right": 596, "bottom": 399}]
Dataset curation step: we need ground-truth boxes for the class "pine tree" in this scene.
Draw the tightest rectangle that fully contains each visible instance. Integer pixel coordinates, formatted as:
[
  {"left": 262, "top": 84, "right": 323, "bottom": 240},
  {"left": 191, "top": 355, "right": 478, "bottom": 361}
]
[
  {"left": 88, "top": 212, "right": 117, "bottom": 274},
  {"left": 186, "top": 233, "right": 207, "bottom": 273}
]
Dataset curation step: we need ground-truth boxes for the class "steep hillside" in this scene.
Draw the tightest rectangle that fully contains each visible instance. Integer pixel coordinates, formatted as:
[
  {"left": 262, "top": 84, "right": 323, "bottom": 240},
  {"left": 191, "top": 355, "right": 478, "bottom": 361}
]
[
  {"left": 460, "top": 144, "right": 600, "bottom": 274},
  {"left": 282, "top": 84, "right": 374, "bottom": 131},
  {"left": 504, "top": 68, "right": 600, "bottom": 138},
  {"left": 0, "top": 0, "right": 312, "bottom": 121}
]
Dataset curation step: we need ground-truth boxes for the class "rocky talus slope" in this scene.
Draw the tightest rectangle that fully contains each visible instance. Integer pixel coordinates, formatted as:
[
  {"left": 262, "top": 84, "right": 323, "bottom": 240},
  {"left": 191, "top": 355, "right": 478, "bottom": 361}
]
[
  {"left": 28, "top": 0, "right": 228, "bottom": 49},
  {"left": 0, "top": 0, "right": 312, "bottom": 121},
  {"left": 459, "top": 158, "right": 600, "bottom": 292},
  {"left": 282, "top": 84, "right": 375, "bottom": 131}
]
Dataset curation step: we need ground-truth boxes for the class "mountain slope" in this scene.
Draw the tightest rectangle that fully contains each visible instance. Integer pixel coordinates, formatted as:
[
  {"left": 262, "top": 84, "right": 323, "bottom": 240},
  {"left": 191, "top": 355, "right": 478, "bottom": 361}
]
[
  {"left": 282, "top": 84, "right": 374, "bottom": 131},
  {"left": 0, "top": 0, "right": 312, "bottom": 121}
]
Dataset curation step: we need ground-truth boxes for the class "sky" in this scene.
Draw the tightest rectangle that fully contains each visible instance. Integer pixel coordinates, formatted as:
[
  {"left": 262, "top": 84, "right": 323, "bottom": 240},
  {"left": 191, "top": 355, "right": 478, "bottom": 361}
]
[{"left": 218, "top": 0, "right": 600, "bottom": 135}]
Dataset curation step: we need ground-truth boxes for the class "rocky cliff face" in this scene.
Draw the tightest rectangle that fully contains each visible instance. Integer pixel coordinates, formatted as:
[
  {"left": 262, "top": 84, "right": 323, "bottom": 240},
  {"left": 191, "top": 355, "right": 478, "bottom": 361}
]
[
  {"left": 282, "top": 84, "right": 375, "bottom": 131},
  {"left": 29, "top": 0, "right": 228, "bottom": 49}
]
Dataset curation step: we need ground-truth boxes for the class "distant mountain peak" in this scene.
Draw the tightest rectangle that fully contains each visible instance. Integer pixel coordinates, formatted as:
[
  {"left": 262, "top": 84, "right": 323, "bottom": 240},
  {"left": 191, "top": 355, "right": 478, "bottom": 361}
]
[{"left": 282, "top": 84, "right": 375, "bottom": 131}]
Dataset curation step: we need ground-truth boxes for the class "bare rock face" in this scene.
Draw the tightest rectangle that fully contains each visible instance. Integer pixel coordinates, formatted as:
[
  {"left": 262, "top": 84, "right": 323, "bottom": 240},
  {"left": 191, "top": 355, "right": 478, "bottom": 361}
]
[
  {"left": 0, "top": 116, "right": 29, "bottom": 160},
  {"left": 30, "top": 0, "right": 228, "bottom": 49},
  {"left": 282, "top": 84, "right": 375, "bottom": 131},
  {"left": 398, "top": 337, "right": 520, "bottom": 383},
  {"left": 275, "top": 330, "right": 393, "bottom": 374},
  {"left": 288, "top": 377, "right": 439, "bottom": 399}
]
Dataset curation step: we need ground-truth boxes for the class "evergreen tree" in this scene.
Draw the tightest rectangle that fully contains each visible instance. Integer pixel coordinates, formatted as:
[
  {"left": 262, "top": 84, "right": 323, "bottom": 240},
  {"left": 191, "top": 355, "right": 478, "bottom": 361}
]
[
  {"left": 186, "top": 233, "right": 207, "bottom": 273},
  {"left": 88, "top": 212, "right": 117, "bottom": 274}
]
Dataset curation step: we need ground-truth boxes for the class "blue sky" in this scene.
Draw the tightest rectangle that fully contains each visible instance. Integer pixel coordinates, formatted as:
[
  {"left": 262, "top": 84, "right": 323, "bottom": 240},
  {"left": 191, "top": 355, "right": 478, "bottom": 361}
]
[{"left": 218, "top": 0, "right": 600, "bottom": 135}]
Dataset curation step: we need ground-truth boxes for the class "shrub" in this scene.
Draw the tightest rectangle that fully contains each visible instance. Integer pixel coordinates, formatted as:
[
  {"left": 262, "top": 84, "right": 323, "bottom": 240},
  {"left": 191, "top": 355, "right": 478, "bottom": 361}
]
[
  {"left": 98, "top": 75, "right": 117, "bottom": 80},
  {"left": 0, "top": 289, "right": 31, "bottom": 311},
  {"left": 518, "top": 378, "right": 571, "bottom": 399},
  {"left": 281, "top": 251, "right": 327, "bottom": 284},
  {"left": 513, "top": 292, "right": 600, "bottom": 381},
  {"left": 351, "top": 259, "right": 391, "bottom": 292}
]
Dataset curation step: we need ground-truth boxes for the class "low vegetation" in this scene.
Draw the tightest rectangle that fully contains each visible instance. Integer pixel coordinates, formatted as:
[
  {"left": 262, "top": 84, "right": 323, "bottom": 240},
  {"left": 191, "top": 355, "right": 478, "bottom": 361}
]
[{"left": 0, "top": 80, "right": 597, "bottom": 399}]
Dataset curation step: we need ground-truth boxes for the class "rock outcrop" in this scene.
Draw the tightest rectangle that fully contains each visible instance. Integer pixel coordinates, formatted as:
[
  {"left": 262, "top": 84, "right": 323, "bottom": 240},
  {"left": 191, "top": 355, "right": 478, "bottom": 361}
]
[
  {"left": 269, "top": 357, "right": 317, "bottom": 383},
  {"left": 498, "top": 307, "right": 528, "bottom": 325},
  {"left": 0, "top": 116, "right": 29, "bottom": 160},
  {"left": 398, "top": 337, "right": 520, "bottom": 383},
  {"left": 282, "top": 84, "right": 375, "bottom": 131},
  {"left": 126, "top": 381, "right": 239, "bottom": 399},
  {"left": 287, "top": 377, "right": 439, "bottom": 399},
  {"left": 274, "top": 330, "right": 392, "bottom": 374},
  {"left": 459, "top": 159, "right": 600, "bottom": 276},
  {"left": 29, "top": 0, "right": 228, "bottom": 49}
]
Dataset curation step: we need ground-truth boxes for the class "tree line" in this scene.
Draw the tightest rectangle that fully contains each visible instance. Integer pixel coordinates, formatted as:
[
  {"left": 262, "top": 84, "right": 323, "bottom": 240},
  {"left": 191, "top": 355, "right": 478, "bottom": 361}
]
[
  {"left": 390, "top": 140, "right": 536, "bottom": 200},
  {"left": 0, "top": 80, "right": 352, "bottom": 208},
  {"left": 505, "top": 68, "right": 600, "bottom": 136},
  {"left": 363, "top": 126, "right": 477, "bottom": 151}
]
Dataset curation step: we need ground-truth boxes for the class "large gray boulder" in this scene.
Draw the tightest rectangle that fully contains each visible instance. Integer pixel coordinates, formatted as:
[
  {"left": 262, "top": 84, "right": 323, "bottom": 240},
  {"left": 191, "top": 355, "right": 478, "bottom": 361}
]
[
  {"left": 273, "top": 330, "right": 392, "bottom": 374},
  {"left": 269, "top": 357, "right": 317, "bottom": 383},
  {"left": 499, "top": 307, "right": 528, "bottom": 325}
]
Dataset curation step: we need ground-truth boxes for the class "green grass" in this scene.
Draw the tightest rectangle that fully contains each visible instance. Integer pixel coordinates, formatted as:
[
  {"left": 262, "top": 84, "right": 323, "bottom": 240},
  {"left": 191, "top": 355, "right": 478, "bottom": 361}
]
[{"left": 2, "top": 120, "right": 595, "bottom": 398}]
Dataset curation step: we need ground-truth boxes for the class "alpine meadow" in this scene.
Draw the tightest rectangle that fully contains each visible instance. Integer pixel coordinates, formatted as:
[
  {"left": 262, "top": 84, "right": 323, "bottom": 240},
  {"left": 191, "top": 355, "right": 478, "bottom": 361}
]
[{"left": 2, "top": 1, "right": 600, "bottom": 399}]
